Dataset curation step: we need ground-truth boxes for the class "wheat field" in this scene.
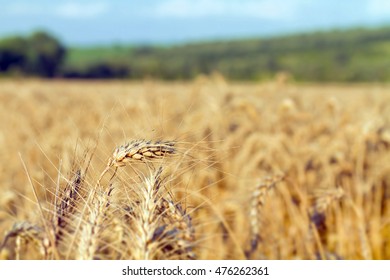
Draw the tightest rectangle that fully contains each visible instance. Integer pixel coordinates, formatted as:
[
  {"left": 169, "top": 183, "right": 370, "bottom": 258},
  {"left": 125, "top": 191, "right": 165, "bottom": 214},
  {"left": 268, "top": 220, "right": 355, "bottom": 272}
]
[{"left": 0, "top": 76, "right": 389, "bottom": 260}]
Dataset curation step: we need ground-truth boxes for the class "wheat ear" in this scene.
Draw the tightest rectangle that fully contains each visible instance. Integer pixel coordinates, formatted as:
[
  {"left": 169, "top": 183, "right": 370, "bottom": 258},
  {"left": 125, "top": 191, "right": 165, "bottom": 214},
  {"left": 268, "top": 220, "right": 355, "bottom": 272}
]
[
  {"left": 77, "top": 185, "right": 114, "bottom": 260},
  {"left": 157, "top": 198, "right": 196, "bottom": 259},
  {"left": 309, "top": 187, "right": 344, "bottom": 231},
  {"left": 248, "top": 174, "right": 284, "bottom": 256},
  {"left": 131, "top": 167, "right": 165, "bottom": 259},
  {"left": 0, "top": 221, "right": 49, "bottom": 259},
  {"left": 309, "top": 187, "right": 344, "bottom": 259},
  {"left": 97, "top": 140, "right": 176, "bottom": 186},
  {"left": 54, "top": 169, "right": 83, "bottom": 247}
]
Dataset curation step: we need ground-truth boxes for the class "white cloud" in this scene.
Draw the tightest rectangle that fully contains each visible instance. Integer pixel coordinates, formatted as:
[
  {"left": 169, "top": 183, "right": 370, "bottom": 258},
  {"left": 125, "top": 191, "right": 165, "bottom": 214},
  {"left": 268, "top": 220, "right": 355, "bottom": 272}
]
[
  {"left": 152, "top": 0, "right": 304, "bottom": 20},
  {"left": 55, "top": 2, "right": 109, "bottom": 19}
]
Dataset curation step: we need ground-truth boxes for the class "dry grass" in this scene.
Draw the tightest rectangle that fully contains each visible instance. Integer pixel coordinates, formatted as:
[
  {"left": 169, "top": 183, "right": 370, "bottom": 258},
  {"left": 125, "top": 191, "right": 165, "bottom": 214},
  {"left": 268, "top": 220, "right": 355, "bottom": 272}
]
[{"left": 0, "top": 77, "right": 389, "bottom": 259}]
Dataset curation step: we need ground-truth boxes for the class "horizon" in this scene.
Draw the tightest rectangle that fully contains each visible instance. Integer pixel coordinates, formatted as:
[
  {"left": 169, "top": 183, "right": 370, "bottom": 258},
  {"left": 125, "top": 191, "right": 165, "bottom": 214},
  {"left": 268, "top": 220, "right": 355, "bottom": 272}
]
[
  {"left": 1, "top": 0, "right": 390, "bottom": 46},
  {"left": 0, "top": 25, "right": 388, "bottom": 48}
]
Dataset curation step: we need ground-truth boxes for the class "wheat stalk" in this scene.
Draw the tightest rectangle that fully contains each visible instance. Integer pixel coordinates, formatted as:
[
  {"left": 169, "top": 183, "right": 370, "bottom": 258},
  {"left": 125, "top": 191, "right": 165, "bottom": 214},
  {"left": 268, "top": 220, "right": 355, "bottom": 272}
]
[
  {"left": 308, "top": 187, "right": 344, "bottom": 259},
  {"left": 157, "top": 198, "right": 196, "bottom": 259},
  {"left": 54, "top": 169, "right": 83, "bottom": 247},
  {"left": 76, "top": 185, "right": 113, "bottom": 260},
  {"left": 0, "top": 221, "right": 49, "bottom": 259},
  {"left": 130, "top": 167, "right": 165, "bottom": 259},
  {"left": 248, "top": 174, "right": 284, "bottom": 257}
]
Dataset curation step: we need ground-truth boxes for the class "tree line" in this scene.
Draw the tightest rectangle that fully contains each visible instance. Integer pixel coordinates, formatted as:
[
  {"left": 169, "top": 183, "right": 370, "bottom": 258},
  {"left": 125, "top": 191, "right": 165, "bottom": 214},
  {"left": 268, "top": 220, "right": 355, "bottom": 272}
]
[
  {"left": 0, "top": 32, "right": 66, "bottom": 77},
  {"left": 1, "top": 27, "right": 390, "bottom": 81}
]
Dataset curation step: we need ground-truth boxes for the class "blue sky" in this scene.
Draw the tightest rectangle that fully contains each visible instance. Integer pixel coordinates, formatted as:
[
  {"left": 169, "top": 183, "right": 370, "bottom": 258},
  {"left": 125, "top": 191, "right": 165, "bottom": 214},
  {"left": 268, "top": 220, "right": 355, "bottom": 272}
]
[{"left": 1, "top": 0, "right": 390, "bottom": 45}]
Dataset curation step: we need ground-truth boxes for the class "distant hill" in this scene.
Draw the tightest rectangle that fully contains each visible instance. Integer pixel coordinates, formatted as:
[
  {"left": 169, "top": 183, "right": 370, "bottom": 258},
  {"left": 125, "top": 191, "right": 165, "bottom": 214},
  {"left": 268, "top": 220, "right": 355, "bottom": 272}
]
[{"left": 3, "top": 27, "right": 390, "bottom": 81}]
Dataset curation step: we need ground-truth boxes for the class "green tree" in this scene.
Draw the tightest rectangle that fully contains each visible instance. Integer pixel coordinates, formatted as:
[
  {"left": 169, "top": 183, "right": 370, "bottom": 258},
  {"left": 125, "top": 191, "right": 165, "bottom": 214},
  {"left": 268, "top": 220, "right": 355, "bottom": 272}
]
[
  {"left": 0, "top": 36, "right": 27, "bottom": 72},
  {"left": 26, "top": 31, "right": 66, "bottom": 77},
  {"left": 0, "top": 31, "right": 67, "bottom": 77}
]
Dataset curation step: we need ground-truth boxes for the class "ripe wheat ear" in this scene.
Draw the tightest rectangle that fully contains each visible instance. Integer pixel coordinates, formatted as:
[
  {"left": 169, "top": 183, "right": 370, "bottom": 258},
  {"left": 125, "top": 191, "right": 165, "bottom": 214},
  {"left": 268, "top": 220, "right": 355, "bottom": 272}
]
[{"left": 97, "top": 140, "right": 176, "bottom": 187}]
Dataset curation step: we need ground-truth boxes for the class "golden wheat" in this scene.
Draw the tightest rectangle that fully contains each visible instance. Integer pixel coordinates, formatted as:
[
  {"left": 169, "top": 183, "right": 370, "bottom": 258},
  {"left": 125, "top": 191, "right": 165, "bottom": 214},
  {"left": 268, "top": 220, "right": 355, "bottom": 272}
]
[{"left": 0, "top": 79, "right": 389, "bottom": 260}]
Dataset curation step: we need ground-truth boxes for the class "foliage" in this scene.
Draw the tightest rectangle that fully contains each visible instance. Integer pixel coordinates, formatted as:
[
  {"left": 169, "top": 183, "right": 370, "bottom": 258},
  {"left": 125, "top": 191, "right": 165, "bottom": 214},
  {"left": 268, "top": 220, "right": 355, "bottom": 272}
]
[
  {"left": 2, "top": 27, "right": 390, "bottom": 81},
  {"left": 64, "top": 26, "right": 390, "bottom": 81},
  {"left": 0, "top": 31, "right": 66, "bottom": 77}
]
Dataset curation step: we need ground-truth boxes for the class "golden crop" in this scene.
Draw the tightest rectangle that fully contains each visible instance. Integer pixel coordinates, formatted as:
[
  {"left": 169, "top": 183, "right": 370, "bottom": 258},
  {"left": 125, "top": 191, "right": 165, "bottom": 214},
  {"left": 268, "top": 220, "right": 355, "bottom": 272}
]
[{"left": 0, "top": 77, "right": 389, "bottom": 260}]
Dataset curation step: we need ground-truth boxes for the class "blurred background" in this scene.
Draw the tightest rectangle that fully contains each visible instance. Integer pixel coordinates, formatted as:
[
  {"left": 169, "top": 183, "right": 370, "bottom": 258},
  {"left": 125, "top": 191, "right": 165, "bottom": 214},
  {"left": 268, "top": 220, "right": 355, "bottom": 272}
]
[{"left": 1, "top": 0, "right": 390, "bottom": 81}]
